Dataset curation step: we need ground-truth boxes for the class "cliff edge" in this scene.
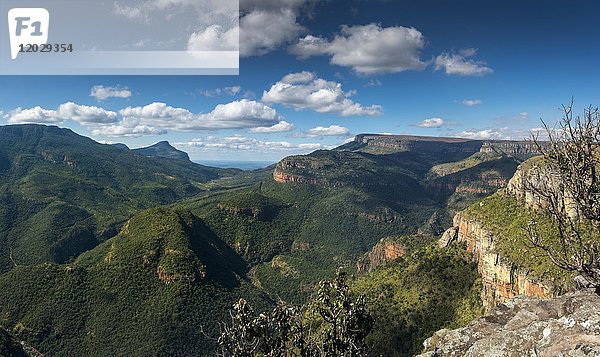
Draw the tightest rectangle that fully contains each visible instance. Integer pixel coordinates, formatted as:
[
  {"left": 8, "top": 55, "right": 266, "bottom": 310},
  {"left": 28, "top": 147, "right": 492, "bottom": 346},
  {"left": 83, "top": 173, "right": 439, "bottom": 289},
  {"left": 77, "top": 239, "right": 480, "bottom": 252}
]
[{"left": 418, "top": 290, "right": 600, "bottom": 356}]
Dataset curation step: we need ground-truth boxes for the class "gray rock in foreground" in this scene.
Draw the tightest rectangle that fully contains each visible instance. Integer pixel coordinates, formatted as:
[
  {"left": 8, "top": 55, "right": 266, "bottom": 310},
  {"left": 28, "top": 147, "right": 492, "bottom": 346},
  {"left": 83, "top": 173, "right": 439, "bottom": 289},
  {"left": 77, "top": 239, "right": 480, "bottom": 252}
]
[{"left": 418, "top": 290, "right": 600, "bottom": 356}]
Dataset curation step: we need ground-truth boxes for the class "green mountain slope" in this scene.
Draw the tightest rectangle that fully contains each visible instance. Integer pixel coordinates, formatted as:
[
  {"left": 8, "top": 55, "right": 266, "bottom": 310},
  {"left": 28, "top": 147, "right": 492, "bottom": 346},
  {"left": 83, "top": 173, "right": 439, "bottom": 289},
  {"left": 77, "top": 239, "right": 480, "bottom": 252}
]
[
  {"left": 0, "top": 207, "right": 268, "bottom": 356},
  {"left": 171, "top": 147, "right": 498, "bottom": 302},
  {"left": 353, "top": 243, "right": 484, "bottom": 356},
  {"left": 132, "top": 141, "right": 191, "bottom": 161},
  {"left": 0, "top": 124, "right": 240, "bottom": 273}
]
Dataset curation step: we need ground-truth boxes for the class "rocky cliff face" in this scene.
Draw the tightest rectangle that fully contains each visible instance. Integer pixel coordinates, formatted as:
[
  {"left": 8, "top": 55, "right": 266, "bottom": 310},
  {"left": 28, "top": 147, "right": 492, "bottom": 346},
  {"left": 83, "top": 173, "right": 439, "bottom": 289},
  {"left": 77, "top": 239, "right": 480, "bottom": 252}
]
[
  {"left": 418, "top": 290, "right": 600, "bottom": 357},
  {"left": 273, "top": 170, "right": 341, "bottom": 187},
  {"left": 353, "top": 134, "right": 483, "bottom": 155},
  {"left": 441, "top": 212, "right": 554, "bottom": 310},
  {"left": 479, "top": 141, "right": 544, "bottom": 157},
  {"left": 357, "top": 237, "right": 406, "bottom": 273},
  {"left": 348, "top": 134, "right": 543, "bottom": 158},
  {"left": 438, "top": 158, "right": 571, "bottom": 310}
]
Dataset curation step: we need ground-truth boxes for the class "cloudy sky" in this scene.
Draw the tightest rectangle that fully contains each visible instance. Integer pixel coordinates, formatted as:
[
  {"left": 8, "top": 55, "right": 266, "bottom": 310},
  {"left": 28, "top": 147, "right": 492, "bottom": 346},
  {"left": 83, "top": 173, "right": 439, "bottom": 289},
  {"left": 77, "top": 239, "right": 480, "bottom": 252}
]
[{"left": 1, "top": 0, "right": 599, "bottom": 162}]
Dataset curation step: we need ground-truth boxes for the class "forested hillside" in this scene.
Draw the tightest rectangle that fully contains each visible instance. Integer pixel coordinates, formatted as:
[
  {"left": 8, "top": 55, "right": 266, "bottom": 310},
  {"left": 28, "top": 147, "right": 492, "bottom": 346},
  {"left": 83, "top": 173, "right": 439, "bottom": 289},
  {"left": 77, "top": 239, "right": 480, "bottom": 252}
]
[{"left": 0, "top": 125, "right": 239, "bottom": 273}]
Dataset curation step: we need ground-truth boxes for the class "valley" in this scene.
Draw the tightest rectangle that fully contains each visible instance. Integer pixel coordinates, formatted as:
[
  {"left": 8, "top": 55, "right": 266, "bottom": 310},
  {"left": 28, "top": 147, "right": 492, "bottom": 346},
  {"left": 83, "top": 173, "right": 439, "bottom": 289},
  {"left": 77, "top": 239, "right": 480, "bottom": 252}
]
[{"left": 0, "top": 125, "right": 592, "bottom": 356}]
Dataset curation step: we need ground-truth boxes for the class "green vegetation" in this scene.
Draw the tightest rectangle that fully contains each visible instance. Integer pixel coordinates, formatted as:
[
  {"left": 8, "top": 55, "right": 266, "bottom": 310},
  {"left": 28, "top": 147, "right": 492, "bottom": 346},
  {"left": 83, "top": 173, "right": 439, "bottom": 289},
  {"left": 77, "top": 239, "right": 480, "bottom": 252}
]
[
  {"left": 0, "top": 327, "right": 26, "bottom": 357},
  {"left": 174, "top": 179, "right": 440, "bottom": 303},
  {"left": 0, "top": 127, "right": 544, "bottom": 356},
  {"left": 0, "top": 207, "right": 268, "bottom": 356},
  {"left": 0, "top": 125, "right": 240, "bottom": 272},
  {"left": 463, "top": 192, "right": 574, "bottom": 286},
  {"left": 353, "top": 243, "right": 484, "bottom": 356},
  {"left": 217, "top": 272, "right": 372, "bottom": 356},
  {"left": 131, "top": 141, "right": 191, "bottom": 161},
  {"left": 428, "top": 152, "right": 503, "bottom": 178}
]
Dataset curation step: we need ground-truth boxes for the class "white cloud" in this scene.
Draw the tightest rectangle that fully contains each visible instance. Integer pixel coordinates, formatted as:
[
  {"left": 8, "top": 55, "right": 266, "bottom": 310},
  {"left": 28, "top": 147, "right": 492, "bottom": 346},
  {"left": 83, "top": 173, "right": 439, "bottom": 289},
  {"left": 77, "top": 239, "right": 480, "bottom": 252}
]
[
  {"left": 434, "top": 48, "right": 493, "bottom": 76},
  {"left": 187, "top": 25, "right": 239, "bottom": 51},
  {"left": 5, "top": 99, "right": 285, "bottom": 137},
  {"left": 452, "top": 126, "right": 552, "bottom": 141},
  {"left": 91, "top": 123, "right": 167, "bottom": 137},
  {"left": 307, "top": 125, "right": 350, "bottom": 137},
  {"left": 7, "top": 106, "right": 61, "bottom": 124},
  {"left": 455, "top": 129, "right": 498, "bottom": 140},
  {"left": 8, "top": 102, "right": 117, "bottom": 125},
  {"left": 240, "top": 9, "right": 304, "bottom": 57},
  {"left": 114, "top": 99, "right": 281, "bottom": 132},
  {"left": 365, "top": 79, "right": 382, "bottom": 87},
  {"left": 290, "top": 24, "right": 427, "bottom": 75},
  {"left": 250, "top": 120, "right": 295, "bottom": 133},
  {"left": 519, "top": 112, "right": 529, "bottom": 120},
  {"left": 262, "top": 72, "right": 382, "bottom": 117},
  {"left": 175, "top": 134, "right": 329, "bottom": 153},
  {"left": 57, "top": 102, "right": 118, "bottom": 124},
  {"left": 198, "top": 86, "right": 242, "bottom": 97},
  {"left": 463, "top": 99, "right": 482, "bottom": 106},
  {"left": 239, "top": 0, "right": 311, "bottom": 57},
  {"left": 417, "top": 117, "right": 445, "bottom": 128},
  {"left": 90, "top": 85, "right": 132, "bottom": 101}
]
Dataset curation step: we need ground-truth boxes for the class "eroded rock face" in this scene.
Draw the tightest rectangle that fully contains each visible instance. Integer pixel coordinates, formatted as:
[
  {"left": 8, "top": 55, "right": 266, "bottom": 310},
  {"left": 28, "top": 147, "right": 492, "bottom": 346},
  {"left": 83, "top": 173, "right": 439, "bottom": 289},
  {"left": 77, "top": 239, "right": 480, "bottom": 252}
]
[
  {"left": 418, "top": 290, "right": 600, "bottom": 357},
  {"left": 357, "top": 237, "right": 406, "bottom": 274},
  {"left": 448, "top": 212, "right": 553, "bottom": 310}
]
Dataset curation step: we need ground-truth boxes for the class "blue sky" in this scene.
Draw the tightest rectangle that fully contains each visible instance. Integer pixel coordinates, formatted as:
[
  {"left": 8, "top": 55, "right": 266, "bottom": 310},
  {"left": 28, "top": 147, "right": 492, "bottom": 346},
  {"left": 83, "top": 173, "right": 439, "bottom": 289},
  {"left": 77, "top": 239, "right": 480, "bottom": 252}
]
[{"left": 1, "top": 0, "right": 599, "bottom": 162}]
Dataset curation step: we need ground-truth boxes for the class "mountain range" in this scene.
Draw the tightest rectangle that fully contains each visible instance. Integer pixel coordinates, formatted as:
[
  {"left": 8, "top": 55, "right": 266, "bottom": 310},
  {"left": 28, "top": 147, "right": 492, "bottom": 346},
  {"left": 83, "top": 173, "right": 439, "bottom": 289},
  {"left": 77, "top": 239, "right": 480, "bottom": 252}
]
[{"left": 0, "top": 124, "right": 559, "bottom": 355}]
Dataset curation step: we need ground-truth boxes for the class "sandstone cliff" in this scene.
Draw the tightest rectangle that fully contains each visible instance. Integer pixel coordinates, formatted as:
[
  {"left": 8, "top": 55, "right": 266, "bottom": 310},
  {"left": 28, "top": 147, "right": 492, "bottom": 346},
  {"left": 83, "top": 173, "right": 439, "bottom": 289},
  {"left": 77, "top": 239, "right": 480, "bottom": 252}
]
[
  {"left": 344, "top": 134, "right": 543, "bottom": 159},
  {"left": 439, "top": 160, "right": 566, "bottom": 310},
  {"left": 441, "top": 212, "right": 554, "bottom": 310},
  {"left": 356, "top": 237, "right": 406, "bottom": 273}
]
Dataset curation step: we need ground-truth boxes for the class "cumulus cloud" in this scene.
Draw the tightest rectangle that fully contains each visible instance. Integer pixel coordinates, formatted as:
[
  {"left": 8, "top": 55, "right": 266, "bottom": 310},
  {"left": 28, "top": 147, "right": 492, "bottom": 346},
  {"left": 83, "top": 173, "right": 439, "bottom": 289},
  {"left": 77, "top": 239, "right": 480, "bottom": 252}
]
[
  {"left": 91, "top": 123, "right": 167, "bottom": 137},
  {"left": 238, "top": 0, "right": 312, "bottom": 57},
  {"left": 290, "top": 24, "right": 427, "bottom": 75},
  {"left": 7, "top": 106, "right": 61, "bottom": 124},
  {"left": 187, "top": 25, "right": 239, "bottom": 51},
  {"left": 417, "top": 117, "right": 445, "bottom": 128},
  {"left": 57, "top": 102, "right": 118, "bottom": 124},
  {"left": 463, "top": 99, "right": 482, "bottom": 106},
  {"left": 90, "top": 86, "right": 132, "bottom": 101},
  {"left": 7, "top": 103, "right": 118, "bottom": 125},
  {"left": 306, "top": 125, "right": 350, "bottom": 137},
  {"left": 116, "top": 99, "right": 281, "bottom": 132},
  {"left": 455, "top": 129, "right": 498, "bottom": 140},
  {"left": 434, "top": 48, "right": 493, "bottom": 76},
  {"left": 175, "top": 134, "right": 329, "bottom": 153},
  {"left": 240, "top": 9, "right": 304, "bottom": 57},
  {"left": 250, "top": 120, "right": 295, "bottom": 133},
  {"left": 262, "top": 72, "right": 382, "bottom": 117},
  {"left": 452, "top": 126, "right": 553, "bottom": 141}
]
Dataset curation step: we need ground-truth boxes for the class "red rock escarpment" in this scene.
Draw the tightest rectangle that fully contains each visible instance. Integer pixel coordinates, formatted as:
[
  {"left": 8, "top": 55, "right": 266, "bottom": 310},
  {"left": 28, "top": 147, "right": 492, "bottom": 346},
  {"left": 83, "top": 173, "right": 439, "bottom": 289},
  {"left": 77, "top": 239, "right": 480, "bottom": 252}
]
[
  {"left": 441, "top": 212, "right": 553, "bottom": 310},
  {"left": 357, "top": 238, "right": 406, "bottom": 274}
]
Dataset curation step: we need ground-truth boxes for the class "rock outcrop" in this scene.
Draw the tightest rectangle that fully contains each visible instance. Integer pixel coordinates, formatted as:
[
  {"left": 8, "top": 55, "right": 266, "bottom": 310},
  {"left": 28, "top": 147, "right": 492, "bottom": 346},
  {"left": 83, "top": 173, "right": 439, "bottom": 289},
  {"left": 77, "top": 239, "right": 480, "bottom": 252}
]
[
  {"left": 351, "top": 134, "right": 484, "bottom": 155},
  {"left": 480, "top": 141, "right": 544, "bottom": 157},
  {"left": 418, "top": 290, "right": 600, "bottom": 356},
  {"left": 438, "top": 159, "right": 570, "bottom": 310},
  {"left": 443, "top": 212, "right": 554, "bottom": 310},
  {"left": 357, "top": 237, "right": 406, "bottom": 273},
  {"left": 343, "top": 134, "right": 543, "bottom": 158},
  {"left": 273, "top": 170, "right": 340, "bottom": 187}
]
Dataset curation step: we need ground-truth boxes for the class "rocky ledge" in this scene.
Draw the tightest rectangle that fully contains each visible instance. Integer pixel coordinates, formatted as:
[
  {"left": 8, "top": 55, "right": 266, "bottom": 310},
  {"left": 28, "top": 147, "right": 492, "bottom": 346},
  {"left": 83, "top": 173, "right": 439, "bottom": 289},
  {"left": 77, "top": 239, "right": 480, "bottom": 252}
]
[
  {"left": 418, "top": 290, "right": 600, "bottom": 356},
  {"left": 356, "top": 237, "right": 406, "bottom": 274}
]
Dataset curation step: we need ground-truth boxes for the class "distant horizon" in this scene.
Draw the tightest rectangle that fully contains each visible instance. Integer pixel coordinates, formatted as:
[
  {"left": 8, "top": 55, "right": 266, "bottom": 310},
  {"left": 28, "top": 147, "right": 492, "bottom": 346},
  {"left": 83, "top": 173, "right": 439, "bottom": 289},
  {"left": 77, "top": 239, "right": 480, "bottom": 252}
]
[{"left": 2, "top": 0, "right": 597, "bottom": 161}]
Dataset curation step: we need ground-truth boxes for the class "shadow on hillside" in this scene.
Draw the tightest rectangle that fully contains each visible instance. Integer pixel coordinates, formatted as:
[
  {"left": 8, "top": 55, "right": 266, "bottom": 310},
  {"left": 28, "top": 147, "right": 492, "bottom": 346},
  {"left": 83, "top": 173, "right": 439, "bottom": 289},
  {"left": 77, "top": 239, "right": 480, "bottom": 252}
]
[{"left": 185, "top": 214, "right": 249, "bottom": 289}]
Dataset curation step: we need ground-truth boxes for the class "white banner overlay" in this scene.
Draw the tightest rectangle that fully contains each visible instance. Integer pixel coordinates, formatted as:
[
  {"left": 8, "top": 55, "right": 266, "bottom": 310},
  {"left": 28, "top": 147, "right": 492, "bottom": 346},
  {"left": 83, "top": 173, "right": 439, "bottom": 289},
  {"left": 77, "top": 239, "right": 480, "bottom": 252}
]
[{"left": 1, "top": 0, "right": 239, "bottom": 75}]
